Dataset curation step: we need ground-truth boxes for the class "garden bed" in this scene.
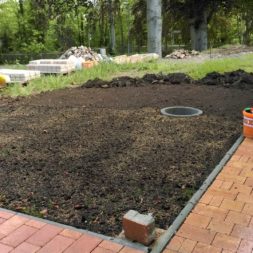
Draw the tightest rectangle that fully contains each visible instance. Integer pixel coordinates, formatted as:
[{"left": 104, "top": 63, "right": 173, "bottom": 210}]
[{"left": 0, "top": 81, "right": 252, "bottom": 236}]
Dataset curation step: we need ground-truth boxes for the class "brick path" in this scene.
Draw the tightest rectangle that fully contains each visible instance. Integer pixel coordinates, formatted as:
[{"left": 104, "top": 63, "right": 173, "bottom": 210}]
[
  {"left": 164, "top": 137, "right": 253, "bottom": 253},
  {"left": 0, "top": 209, "right": 146, "bottom": 253},
  {"left": 0, "top": 138, "right": 252, "bottom": 253}
]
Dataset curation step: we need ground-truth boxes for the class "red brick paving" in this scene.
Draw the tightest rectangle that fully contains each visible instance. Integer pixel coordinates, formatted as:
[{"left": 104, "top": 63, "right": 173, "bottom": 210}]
[
  {"left": 0, "top": 210, "right": 145, "bottom": 253},
  {"left": 1, "top": 138, "right": 252, "bottom": 253},
  {"left": 165, "top": 138, "right": 253, "bottom": 253}
]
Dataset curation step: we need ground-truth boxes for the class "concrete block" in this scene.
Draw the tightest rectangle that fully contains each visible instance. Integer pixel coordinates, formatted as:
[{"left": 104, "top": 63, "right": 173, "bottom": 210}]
[{"left": 123, "top": 210, "right": 155, "bottom": 246}]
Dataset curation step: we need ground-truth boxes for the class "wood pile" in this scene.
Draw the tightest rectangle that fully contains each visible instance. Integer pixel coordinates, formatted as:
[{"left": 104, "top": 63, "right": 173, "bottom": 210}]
[
  {"left": 60, "top": 46, "right": 101, "bottom": 61},
  {"left": 114, "top": 53, "right": 159, "bottom": 64},
  {"left": 165, "top": 49, "right": 200, "bottom": 59}
]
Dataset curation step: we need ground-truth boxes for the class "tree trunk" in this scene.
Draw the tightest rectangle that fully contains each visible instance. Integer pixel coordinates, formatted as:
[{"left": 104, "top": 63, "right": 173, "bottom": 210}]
[
  {"left": 147, "top": 0, "right": 162, "bottom": 57},
  {"left": 243, "top": 13, "right": 253, "bottom": 46},
  {"left": 99, "top": 0, "right": 105, "bottom": 46},
  {"left": 190, "top": 11, "right": 208, "bottom": 51},
  {"left": 108, "top": 0, "right": 116, "bottom": 53}
]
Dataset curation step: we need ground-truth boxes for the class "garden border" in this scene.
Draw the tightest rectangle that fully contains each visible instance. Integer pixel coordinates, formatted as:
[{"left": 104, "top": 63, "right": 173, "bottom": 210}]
[
  {"left": 0, "top": 134, "right": 244, "bottom": 253},
  {"left": 0, "top": 207, "right": 149, "bottom": 252},
  {"left": 150, "top": 135, "right": 244, "bottom": 253}
]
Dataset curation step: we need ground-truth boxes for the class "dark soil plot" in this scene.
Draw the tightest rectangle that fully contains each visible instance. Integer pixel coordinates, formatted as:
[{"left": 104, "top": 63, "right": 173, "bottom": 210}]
[{"left": 0, "top": 83, "right": 252, "bottom": 236}]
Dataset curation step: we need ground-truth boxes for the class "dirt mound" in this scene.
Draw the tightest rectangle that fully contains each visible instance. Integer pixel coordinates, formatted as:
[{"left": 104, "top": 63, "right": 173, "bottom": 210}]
[
  {"left": 83, "top": 70, "right": 253, "bottom": 89},
  {"left": 199, "top": 69, "right": 253, "bottom": 88},
  {"left": 83, "top": 73, "right": 193, "bottom": 88}
]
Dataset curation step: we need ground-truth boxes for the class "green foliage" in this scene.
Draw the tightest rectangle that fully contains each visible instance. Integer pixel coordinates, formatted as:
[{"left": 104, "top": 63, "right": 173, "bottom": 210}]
[{"left": 0, "top": 0, "right": 253, "bottom": 55}]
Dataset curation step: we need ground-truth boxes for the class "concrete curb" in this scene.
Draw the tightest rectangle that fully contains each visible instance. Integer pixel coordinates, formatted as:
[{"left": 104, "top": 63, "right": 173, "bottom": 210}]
[
  {"left": 0, "top": 207, "right": 149, "bottom": 252},
  {"left": 150, "top": 135, "right": 244, "bottom": 253}
]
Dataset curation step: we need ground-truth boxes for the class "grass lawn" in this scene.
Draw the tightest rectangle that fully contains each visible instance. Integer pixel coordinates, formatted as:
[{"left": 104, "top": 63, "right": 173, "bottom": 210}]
[{"left": 1, "top": 53, "right": 253, "bottom": 97}]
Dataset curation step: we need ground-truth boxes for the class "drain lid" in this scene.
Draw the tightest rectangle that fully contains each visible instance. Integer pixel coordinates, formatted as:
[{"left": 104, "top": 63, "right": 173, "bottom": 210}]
[{"left": 161, "top": 106, "right": 203, "bottom": 117}]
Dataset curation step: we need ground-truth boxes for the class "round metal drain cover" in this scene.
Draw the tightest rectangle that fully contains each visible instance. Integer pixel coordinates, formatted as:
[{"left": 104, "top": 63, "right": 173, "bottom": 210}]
[{"left": 161, "top": 106, "right": 203, "bottom": 117}]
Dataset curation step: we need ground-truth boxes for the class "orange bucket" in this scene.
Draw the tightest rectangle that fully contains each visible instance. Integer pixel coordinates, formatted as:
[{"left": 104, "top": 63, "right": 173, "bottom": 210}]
[{"left": 243, "top": 108, "right": 253, "bottom": 138}]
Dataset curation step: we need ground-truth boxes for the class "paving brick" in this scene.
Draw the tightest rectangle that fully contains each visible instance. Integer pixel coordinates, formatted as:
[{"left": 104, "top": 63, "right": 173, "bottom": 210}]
[
  {"left": 249, "top": 218, "right": 253, "bottom": 227},
  {"left": 240, "top": 168, "right": 253, "bottom": 178},
  {"left": 166, "top": 236, "right": 185, "bottom": 251},
  {"left": 220, "top": 181, "right": 234, "bottom": 190},
  {"left": 64, "top": 233, "right": 102, "bottom": 253},
  {"left": 60, "top": 229, "right": 82, "bottom": 240},
  {"left": 192, "top": 242, "right": 222, "bottom": 253},
  {"left": 221, "top": 166, "right": 241, "bottom": 176},
  {"left": 37, "top": 235, "right": 74, "bottom": 253},
  {"left": 239, "top": 156, "right": 251, "bottom": 163},
  {"left": 216, "top": 174, "right": 246, "bottom": 184},
  {"left": 163, "top": 250, "right": 177, "bottom": 253},
  {"left": 123, "top": 210, "right": 155, "bottom": 246},
  {"left": 0, "top": 243, "right": 13, "bottom": 252},
  {"left": 220, "top": 199, "right": 245, "bottom": 212},
  {"left": 227, "top": 161, "right": 252, "bottom": 171},
  {"left": 25, "top": 219, "right": 46, "bottom": 229},
  {"left": 230, "top": 155, "right": 241, "bottom": 162},
  {"left": 210, "top": 196, "right": 224, "bottom": 207},
  {"left": 211, "top": 180, "right": 223, "bottom": 189},
  {"left": 0, "top": 218, "right": 6, "bottom": 225},
  {"left": 212, "top": 233, "right": 240, "bottom": 251},
  {"left": 99, "top": 240, "right": 124, "bottom": 252},
  {"left": 0, "top": 211, "right": 14, "bottom": 220},
  {"left": 0, "top": 215, "right": 28, "bottom": 235},
  {"left": 237, "top": 193, "right": 253, "bottom": 204},
  {"left": 235, "top": 149, "right": 253, "bottom": 157},
  {"left": 11, "top": 242, "right": 40, "bottom": 253},
  {"left": 26, "top": 224, "right": 63, "bottom": 247},
  {"left": 1, "top": 225, "right": 37, "bottom": 247},
  {"left": 177, "top": 223, "right": 216, "bottom": 245},
  {"left": 231, "top": 224, "right": 253, "bottom": 240},
  {"left": 192, "top": 203, "right": 228, "bottom": 221},
  {"left": 92, "top": 247, "right": 116, "bottom": 253},
  {"left": 0, "top": 232, "right": 5, "bottom": 240},
  {"left": 242, "top": 138, "right": 253, "bottom": 145},
  {"left": 199, "top": 193, "right": 213, "bottom": 205},
  {"left": 119, "top": 246, "right": 144, "bottom": 253},
  {"left": 7, "top": 216, "right": 28, "bottom": 225},
  {"left": 207, "top": 189, "right": 237, "bottom": 200},
  {"left": 178, "top": 239, "right": 196, "bottom": 253},
  {"left": 237, "top": 239, "right": 253, "bottom": 253},
  {"left": 230, "top": 183, "right": 252, "bottom": 195},
  {"left": 242, "top": 203, "right": 253, "bottom": 215},
  {"left": 244, "top": 177, "right": 253, "bottom": 187},
  {"left": 207, "top": 219, "right": 234, "bottom": 234},
  {"left": 225, "top": 210, "right": 251, "bottom": 226},
  {"left": 184, "top": 213, "right": 211, "bottom": 229}
]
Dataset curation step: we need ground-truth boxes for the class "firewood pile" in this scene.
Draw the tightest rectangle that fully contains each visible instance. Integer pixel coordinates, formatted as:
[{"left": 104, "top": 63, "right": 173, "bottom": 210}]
[
  {"left": 165, "top": 49, "right": 200, "bottom": 59},
  {"left": 60, "top": 46, "right": 102, "bottom": 61}
]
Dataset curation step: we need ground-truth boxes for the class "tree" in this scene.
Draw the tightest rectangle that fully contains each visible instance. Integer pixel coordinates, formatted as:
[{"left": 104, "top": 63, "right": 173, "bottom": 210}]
[
  {"left": 169, "top": 0, "right": 234, "bottom": 51},
  {"left": 147, "top": 0, "right": 162, "bottom": 56},
  {"left": 235, "top": 1, "right": 253, "bottom": 45}
]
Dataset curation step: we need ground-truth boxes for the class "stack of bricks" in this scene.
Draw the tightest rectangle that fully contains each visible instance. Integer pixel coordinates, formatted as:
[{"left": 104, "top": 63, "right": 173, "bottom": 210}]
[
  {"left": 27, "top": 59, "right": 75, "bottom": 74},
  {"left": 0, "top": 69, "right": 40, "bottom": 83}
]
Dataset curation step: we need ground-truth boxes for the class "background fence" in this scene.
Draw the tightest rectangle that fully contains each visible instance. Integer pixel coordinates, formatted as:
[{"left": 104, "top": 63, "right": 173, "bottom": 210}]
[{"left": 0, "top": 52, "right": 63, "bottom": 65}]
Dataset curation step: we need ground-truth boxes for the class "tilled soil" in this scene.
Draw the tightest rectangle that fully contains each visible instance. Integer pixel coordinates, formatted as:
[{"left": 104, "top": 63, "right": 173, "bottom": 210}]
[{"left": 0, "top": 82, "right": 253, "bottom": 236}]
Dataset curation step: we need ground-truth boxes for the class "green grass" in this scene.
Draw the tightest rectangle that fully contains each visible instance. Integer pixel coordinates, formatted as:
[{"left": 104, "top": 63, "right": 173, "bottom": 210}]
[{"left": 1, "top": 53, "right": 253, "bottom": 97}]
